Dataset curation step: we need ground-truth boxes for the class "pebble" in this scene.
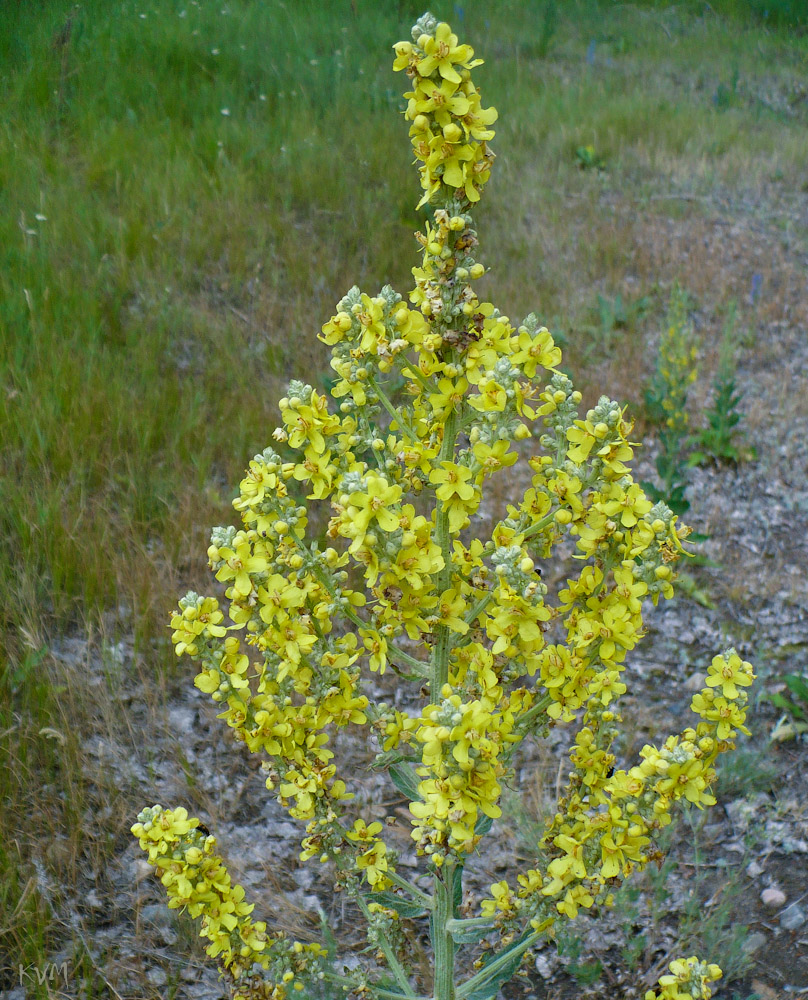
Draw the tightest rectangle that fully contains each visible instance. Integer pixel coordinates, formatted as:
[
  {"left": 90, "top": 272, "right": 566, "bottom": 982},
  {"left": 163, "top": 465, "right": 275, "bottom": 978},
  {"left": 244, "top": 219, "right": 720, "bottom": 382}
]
[
  {"left": 140, "top": 902, "right": 173, "bottom": 927},
  {"left": 146, "top": 967, "right": 168, "bottom": 987},
  {"left": 134, "top": 859, "right": 154, "bottom": 882},
  {"left": 684, "top": 671, "right": 707, "bottom": 691},
  {"left": 780, "top": 903, "right": 807, "bottom": 931},
  {"left": 761, "top": 887, "right": 787, "bottom": 909},
  {"left": 746, "top": 859, "right": 764, "bottom": 878},
  {"left": 535, "top": 953, "right": 553, "bottom": 979},
  {"left": 743, "top": 931, "right": 767, "bottom": 955}
]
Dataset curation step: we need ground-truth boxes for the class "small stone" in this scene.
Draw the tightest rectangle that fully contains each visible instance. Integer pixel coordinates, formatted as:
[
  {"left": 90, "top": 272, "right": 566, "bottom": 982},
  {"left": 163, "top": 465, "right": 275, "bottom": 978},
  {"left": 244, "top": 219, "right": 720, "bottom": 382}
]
[
  {"left": 684, "top": 671, "right": 707, "bottom": 691},
  {"left": 181, "top": 967, "right": 198, "bottom": 983},
  {"left": 146, "top": 967, "right": 168, "bottom": 987},
  {"left": 141, "top": 902, "right": 173, "bottom": 927},
  {"left": 760, "top": 887, "right": 786, "bottom": 909},
  {"left": 158, "top": 926, "right": 178, "bottom": 946},
  {"left": 780, "top": 903, "right": 806, "bottom": 931},
  {"left": 743, "top": 931, "right": 767, "bottom": 955},
  {"left": 135, "top": 859, "right": 153, "bottom": 882},
  {"left": 85, "top": 889, "right": 105, "bottom": 909},
  {"left": 535, "top": 953, "right": 553, "bottom": 979},
  {"left": 746, "top": 859, "right": 764, "bottom": 878}
]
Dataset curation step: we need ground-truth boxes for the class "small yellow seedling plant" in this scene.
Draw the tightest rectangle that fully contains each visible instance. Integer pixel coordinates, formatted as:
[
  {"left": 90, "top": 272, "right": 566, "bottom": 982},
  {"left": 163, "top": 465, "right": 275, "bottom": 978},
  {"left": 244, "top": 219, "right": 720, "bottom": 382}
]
[{"left": 133, "top": 14, "right": 754, "bottom": 1000}]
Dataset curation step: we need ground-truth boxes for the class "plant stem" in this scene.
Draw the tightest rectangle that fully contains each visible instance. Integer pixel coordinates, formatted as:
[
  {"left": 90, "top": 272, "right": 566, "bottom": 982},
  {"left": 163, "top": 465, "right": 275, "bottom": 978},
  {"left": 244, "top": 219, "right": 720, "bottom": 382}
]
[
  {"left": 433, "top": 862, "right": 456, "bottom": 1000},
  {"left": 355, "top": 894, "right": 416, "bottom": 998},
  {"left": 455, "top": 930, "right": 542, "bottom": 1000},
  {"left": 462, "top": 590, "right": 494, "bottom": 627},
  {"left": 445, "top": 916, "right": 494, "bottom": 933},
  {"left": 368, "top": 374, "right": 419, "bottom": 442},
  {"left": 431, "top": 400, "right": 460, "bottom": 700},
  {"left": 521, "top": 510, "right": 556, "bottom": 541},
  {"left": 321, "top": 970, "right": 427, "bottom": 1000},
  {"left": 386, "top": 870, "right": 434, "bottom": 908}
]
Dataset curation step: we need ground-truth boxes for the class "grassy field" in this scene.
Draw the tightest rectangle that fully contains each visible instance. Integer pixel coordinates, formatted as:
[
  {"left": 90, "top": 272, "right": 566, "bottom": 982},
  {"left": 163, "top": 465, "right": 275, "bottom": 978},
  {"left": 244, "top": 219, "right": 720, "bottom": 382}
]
[{"left": 1, "top": 0, "right": 806, "bottom": 990}]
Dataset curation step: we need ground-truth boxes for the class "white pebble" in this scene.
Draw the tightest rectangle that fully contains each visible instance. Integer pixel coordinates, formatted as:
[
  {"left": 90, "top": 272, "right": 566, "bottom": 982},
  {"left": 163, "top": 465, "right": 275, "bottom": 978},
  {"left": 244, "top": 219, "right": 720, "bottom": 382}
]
[{"left": 760, "top": 887, "right": 786, "bottom": 909}]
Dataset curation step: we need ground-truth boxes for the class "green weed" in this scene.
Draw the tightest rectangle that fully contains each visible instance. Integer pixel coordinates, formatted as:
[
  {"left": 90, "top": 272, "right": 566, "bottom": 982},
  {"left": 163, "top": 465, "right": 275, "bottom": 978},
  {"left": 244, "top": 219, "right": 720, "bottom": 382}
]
[
  {"left": 690, "top": 302, "right": 753, "bottom": 467},
  {"left": 766, "top": 673, "right": 808, "bottom": 741},
  {"left": 641, "top": 284, "right": 697, "bottom": 515}
]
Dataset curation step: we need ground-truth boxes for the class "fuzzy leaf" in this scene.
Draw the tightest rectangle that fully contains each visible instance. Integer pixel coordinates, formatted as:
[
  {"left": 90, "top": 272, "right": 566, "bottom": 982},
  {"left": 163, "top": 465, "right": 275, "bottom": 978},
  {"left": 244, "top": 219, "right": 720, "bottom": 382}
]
[
  {"left": 371, "top": 891, "right": 428, "bottom": 919},
  {"left": 449, "top": 919, "right": 494, "bottom": 944},
  {"left": 784, "top": 674, "right": 808, "bottom": 707},
  {"left": 475, "top": 814, "right": 494, "bottom": 836},
  {"left": 388, "top": 762, "right": 422, "bottom": 802}
]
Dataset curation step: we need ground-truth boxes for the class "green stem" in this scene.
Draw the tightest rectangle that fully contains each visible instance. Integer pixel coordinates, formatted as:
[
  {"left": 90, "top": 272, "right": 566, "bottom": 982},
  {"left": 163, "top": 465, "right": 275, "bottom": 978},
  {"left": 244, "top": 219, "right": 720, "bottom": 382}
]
[
  {"left": 368, "top": 375, "right": 418, "bottom": 442},
  {"left": 445, "top": 916, "right": 494, "bottom": 933},
  {"left": 454, "top": 930, "right": 542, "bottom": 1000},
  {"left": 399, "top": 361, "right": 435, "bottom": 396},
  {"left": 389, "top": 646, "right": 430, "bottom": 676},
  {"left": 520, "top": 510, "right": 556, "bottom": 541},
  {"left": 321, "top": 970, "right": 427, "bottom": 1000},
  {"left": 462, "top": 590, "right": 494, "bottom": 627},
  {"left": 386, "top": 870, "right": 434, "bottom": 908},
  {"left": 433, "top": 863, "right": 456, "bottom": 1000},
  {"left": 510, "top": 693, "right": 553, "bottom": 744},
  {"left": 431, "top": 401, "right": 460, "bottom": 700},
  {"left": 356, "top": 894, "right": 416, "bottom": 998}
]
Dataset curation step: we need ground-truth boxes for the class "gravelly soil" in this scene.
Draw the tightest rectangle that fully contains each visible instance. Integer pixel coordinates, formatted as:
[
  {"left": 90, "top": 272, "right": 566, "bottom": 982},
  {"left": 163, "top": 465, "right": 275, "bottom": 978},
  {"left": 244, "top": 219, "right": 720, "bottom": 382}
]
[{"left": 10, "top": 201, "right": 808, "bottom": 1000}]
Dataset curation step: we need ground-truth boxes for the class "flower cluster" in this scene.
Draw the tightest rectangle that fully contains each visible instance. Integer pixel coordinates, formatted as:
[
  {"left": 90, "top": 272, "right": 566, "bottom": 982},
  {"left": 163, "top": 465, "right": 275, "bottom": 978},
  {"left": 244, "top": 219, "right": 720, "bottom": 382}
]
[
  {"left": 645, "top": 957, "right": 723, "bottom": 1000},
  {"left": 481, "top": 649, "right": 754, "bottom": 929},
  {"left": 135, "top": 15, "right": 748, "bottom": 1000},
  {"left": 132, "top": 806, "right": 324, "bottom": 999},
  {"left": 646, "top": 284, "right": 698, "bottom": 436},
  {"left": 393, "top": 13, "right": 496, "bottom": 207}
]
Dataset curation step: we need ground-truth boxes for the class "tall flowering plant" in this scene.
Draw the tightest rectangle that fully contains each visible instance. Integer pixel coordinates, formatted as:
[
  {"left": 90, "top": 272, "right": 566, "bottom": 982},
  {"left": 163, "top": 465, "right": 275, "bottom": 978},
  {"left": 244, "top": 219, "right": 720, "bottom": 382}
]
[{"left": 133, "top": 14, "right": 753, "bottom": 1000}]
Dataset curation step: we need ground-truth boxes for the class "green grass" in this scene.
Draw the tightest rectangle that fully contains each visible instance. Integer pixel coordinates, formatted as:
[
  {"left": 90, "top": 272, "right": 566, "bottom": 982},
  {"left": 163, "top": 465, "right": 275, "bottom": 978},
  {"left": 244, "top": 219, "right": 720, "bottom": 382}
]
[
  {"left": 1, "top": 0, "right": 806, "bottom": 654},
  {"left": 0, "top": 0, "right": 806, "bottom": 983}
]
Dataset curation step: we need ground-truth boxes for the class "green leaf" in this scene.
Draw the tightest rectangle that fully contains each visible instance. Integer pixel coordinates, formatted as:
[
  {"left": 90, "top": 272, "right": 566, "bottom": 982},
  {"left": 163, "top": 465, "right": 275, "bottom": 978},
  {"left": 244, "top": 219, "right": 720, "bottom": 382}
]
[
  {"left": 388, "top": 762, "right": 421, "bottom": 802},
  {"left": 448, "top": 919, "right": 494, "bottom": 944},
  {"left": 370, "top": 748, "right": 419, "bottom": 771},
  {"left": 768, "top": 692, "right": 803, "bottom": 718},
  {"left": 453, "top": 862, "right": 464, "bottom": 917},
  {"left": 475, "top": 814, "right": 494, "bottom": 837},
  {"left": 784, "top": 674, "right": 808, "bottom": 706},
  {"left": 371, "top": 891, "right": 428, "bottom": 919}
]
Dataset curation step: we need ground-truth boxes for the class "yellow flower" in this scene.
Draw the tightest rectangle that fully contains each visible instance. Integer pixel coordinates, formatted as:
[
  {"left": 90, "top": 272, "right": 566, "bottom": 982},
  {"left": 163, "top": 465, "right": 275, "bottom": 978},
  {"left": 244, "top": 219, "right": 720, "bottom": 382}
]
[
  {"left": 416, "top": 22, "right": 477, "bottom": 84},
  {"left": 347, "top": 474, "right": 402, "bottom": 535},
  {"left": 704, "top": 650, "right": 754, "bottom": 700},
  {"left": 429, "top": 461, "right": 477, "bottom": 531}
]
